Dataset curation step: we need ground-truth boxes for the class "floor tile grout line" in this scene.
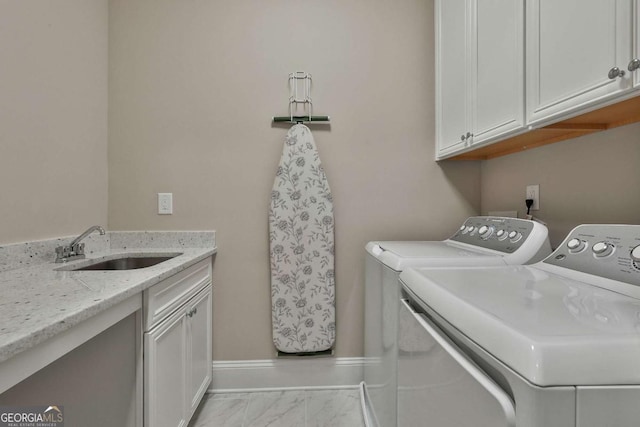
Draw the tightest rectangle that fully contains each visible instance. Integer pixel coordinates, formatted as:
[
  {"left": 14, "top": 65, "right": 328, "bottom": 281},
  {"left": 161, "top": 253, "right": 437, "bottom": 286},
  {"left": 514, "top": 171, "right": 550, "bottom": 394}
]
[
  {"left": 304, "top": 389, "right": 308, "bottom": 427},
  {"left": 240, "top": 392, "right": 252, "bottom": 427}
]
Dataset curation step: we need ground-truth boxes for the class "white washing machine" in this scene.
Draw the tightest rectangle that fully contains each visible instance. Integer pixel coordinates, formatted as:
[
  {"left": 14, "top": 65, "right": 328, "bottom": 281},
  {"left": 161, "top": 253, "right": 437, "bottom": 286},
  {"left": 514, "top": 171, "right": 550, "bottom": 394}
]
[
  {"left": 399, "top": 224, "right": 640, "bottom": 427},
  {"left": 362, "top": 216, "right": 551, "bottom": 427}
]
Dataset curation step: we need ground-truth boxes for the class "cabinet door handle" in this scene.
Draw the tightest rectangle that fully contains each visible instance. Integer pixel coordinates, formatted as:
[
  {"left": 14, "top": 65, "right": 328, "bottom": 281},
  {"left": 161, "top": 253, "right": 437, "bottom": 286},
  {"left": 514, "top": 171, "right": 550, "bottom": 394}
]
[
  {"left": 608, "top": 67, "right": 626, "bottom": 79},
  {"left": 187, "top": 307, "right": 198, "bottom": 317},
  {"left": 461, "top": 132, "right": 473, "bottom": 142},
  {"left": 629, "top": 59, "right": 640, "bottom": 72}
]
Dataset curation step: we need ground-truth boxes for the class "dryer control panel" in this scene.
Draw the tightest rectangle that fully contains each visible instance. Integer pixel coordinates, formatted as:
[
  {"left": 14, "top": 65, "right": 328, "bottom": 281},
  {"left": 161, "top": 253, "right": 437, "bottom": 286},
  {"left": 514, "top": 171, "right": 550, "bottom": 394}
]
[
  {"left": 450, "top": 217, "right": 536, "bottom": 254},
  {"left": 544, "top": 224, "right": 640, "bottom": 287}
]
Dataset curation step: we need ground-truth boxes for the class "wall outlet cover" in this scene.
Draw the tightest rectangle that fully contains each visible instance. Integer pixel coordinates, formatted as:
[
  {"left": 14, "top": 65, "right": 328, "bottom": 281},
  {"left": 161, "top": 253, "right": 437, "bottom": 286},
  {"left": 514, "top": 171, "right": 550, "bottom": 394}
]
[
  {"left": 526, "top": 185, "right": 540, "bottom": 211},
  {"left": 158, "top": 193, "right": 173, "bottom": 215}
]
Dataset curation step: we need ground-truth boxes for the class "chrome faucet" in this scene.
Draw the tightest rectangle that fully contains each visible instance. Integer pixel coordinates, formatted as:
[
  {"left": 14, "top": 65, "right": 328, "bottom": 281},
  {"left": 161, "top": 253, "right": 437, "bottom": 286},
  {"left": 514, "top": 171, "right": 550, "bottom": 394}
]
[{"left": 55, "top": 225, "right": 106, "bottom": 263}]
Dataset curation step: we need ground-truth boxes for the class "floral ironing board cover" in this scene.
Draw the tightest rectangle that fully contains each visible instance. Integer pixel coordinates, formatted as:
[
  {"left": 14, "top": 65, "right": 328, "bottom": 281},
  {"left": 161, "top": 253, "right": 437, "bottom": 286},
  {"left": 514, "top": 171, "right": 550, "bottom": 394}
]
[{"left": 269, "top": 124, "right": 335, "bottom": 353}]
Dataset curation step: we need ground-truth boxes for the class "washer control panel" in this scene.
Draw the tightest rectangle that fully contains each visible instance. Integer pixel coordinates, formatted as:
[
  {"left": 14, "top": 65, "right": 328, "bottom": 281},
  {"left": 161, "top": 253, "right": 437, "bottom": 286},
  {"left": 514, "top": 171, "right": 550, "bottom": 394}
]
[
  {"left": 450, "top": 217, "right": 535, "bottom": 253},
  {"left": 544, "top": 224, "right": 640, "bottom": 286}
]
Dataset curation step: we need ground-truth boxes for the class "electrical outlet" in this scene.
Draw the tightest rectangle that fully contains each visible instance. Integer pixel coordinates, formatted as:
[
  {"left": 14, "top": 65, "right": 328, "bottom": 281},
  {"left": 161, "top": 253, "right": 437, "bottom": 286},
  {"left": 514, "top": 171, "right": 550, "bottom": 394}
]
[
  {"left": 526, "top": 185, "right": 540, "bottom": 211},
  {"left": 158, "top": 193, "right": 173, "bottom": 215}
]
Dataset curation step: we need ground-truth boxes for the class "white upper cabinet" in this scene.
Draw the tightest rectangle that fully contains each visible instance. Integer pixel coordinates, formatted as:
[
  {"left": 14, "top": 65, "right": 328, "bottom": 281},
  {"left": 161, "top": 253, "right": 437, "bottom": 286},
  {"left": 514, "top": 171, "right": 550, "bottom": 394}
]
[
  {"left": 472, "top": 0, "right": 525, "bottom": 144},
  {"left": 436, "top": 0, "right": 525, "bottom": 159},
  {"left": 634, "top": 1, "right": 640, "bottom": 88},
  {"left": 526, "top": 0, "right": 635, "bottom": 125},
  {"left": 436, "top": 0, "right": 640, "bottom": 160},
  {"left": 435, "top": 0, "right": 469, "bottom": 156}
]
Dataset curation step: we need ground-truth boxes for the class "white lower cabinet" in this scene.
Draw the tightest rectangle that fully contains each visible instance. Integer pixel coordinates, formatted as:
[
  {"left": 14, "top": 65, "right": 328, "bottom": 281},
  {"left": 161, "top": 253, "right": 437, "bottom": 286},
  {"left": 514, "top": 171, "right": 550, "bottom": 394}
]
[
  {"left": 145, "top": 306, "right": 188, "bottom": 427},
  {"left": 186, "top": 287, "right": 213, "bottom": 418},
  {"left": 143, "top": 258, "right": 213, "bottom": 427}
]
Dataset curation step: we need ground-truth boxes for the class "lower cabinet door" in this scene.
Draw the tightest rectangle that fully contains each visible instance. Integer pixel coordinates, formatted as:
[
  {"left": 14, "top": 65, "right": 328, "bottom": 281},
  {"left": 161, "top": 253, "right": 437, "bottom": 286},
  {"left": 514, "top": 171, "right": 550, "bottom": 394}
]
[
  {"left": 398, "top": 299, "right": 516, "bottom": 427},
  {"left": 145, "top": 308, "right": 187, "bottom": 427},
  {"left": 186, "top": 285, "right": 213, "bottom": 418}
]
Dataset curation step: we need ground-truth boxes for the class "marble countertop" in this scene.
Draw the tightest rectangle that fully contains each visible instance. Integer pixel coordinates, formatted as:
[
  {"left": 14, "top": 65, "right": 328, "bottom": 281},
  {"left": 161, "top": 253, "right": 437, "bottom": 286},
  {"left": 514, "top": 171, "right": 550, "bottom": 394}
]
[{"left": 0, "top": 231, "right": 216, "bottom": 364}]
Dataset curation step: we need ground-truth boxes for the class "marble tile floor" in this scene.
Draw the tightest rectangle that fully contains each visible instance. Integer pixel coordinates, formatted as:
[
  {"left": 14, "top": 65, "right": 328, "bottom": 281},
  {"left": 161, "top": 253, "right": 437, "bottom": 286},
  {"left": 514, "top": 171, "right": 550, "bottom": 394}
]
[{"left": 188, "top": 389, "right": 365, "bottom": 427}]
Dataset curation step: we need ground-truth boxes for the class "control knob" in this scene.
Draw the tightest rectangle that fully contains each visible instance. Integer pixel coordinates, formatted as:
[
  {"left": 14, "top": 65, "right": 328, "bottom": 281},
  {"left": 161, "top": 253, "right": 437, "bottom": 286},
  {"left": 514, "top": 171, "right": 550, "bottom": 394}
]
[
  {"left": 459, "top": 225, "right": 466, "bottom": 231},
  {"left": 508, "top": 231, "right": 522, "bottom": 243},
  {"left": 478, "top": 225, "right": 494, "bottom": 239},
  {"left": 496, "top": 229, "right": 507, "bottom": 240},
  {"left": 467, "top": 226, "right": 476, "bottom": 234},
  {"left": 592, "top": 241, "right": 614, "bottom": 258},
  {"left": 630, "top": 245, "right": 640, "bottom": 262},
  {"left": 567, "top": 238, "right": 586, "bottom": 253}
]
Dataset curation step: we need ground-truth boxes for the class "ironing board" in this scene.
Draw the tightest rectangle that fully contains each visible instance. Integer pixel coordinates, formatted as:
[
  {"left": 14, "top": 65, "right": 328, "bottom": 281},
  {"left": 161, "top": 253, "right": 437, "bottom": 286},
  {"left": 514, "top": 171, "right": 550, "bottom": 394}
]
[{"left": 269, "top": 124, "right": 335, "bottom": 354}]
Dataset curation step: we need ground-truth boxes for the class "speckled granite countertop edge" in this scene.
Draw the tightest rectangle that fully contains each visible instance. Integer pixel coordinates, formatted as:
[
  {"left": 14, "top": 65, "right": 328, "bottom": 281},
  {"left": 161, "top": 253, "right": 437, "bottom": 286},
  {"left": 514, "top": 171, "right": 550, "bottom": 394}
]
[{"left": 0, "top": 231, "right": 216, "bottom": 364}]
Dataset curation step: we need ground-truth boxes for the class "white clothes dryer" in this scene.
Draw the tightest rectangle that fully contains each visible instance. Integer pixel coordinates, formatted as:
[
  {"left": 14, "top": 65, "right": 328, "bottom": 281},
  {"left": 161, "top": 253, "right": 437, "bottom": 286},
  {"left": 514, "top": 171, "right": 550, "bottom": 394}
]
[
  {"left": 399, "top": 224, "right": 640, "bottom": 427},
  {"left": 362, "top": 216, "right": 551, "bottom": 427}
]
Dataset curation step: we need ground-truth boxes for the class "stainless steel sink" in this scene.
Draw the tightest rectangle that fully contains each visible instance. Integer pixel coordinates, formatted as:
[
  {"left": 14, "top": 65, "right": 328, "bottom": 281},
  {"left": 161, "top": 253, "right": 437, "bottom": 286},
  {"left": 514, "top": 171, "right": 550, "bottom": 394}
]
[{"left": 69, "top": 255, "right": 179, "bottom": 271}]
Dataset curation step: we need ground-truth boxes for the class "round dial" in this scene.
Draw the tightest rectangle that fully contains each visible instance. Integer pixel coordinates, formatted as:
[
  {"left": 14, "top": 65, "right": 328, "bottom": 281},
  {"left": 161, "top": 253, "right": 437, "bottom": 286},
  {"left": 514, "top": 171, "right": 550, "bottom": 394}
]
[
  {"left": 508, "top": 231, "right": 518, "bottom": 239},
  {"left": 478, "top": 225, "right": 493, "bottom": 239},
  {"left": 467, "top": 226, "right": 476, "bottom": 233},
  {"left": 459, "top": 225, "right": 466, "bottom": 231},
  {"left": 592, "top": 241, "right": 614, "bottom": 257},
  {"left": 509, "top": 232, "right": 523, "bottom": 243},
  {"left": 630, "top": 245, "right": 640, "bottom": 262},
  {"left": 567, "top": 238, "right": 586, "bottom": 253},
  {"left": 496, "top": 229, "right": 506, "bottom": 238}
]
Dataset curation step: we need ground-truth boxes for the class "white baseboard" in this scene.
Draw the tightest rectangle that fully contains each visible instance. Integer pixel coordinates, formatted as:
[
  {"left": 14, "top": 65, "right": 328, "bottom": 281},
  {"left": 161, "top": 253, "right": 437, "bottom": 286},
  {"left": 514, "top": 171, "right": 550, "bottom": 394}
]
[{"left": 210, "top": 357, "right": 365, "bottom": 393}]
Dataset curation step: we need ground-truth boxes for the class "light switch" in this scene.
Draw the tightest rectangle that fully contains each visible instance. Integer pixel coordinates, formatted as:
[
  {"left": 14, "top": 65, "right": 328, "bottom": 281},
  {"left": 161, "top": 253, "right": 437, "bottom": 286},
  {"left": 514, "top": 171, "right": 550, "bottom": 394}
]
[{"left": 158, "top": 193, "right": 173, "bottom": 215}]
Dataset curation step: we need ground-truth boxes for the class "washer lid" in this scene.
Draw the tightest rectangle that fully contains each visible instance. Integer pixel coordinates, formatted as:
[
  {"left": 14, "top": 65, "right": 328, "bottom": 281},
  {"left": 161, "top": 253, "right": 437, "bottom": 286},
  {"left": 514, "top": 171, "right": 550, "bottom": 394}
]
[
  {"left": 366, "top": 241, "right": 503, "bottom": 272},
  {"left": 401, "top": 266, "right": 640, "bottom": 386}
]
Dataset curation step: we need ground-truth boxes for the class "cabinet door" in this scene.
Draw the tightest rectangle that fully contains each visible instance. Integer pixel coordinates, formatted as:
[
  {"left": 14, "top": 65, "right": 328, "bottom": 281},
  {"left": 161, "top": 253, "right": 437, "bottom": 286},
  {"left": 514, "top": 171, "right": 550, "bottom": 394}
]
[
  {"left": 186, "top": 285, "right": 212, "bottom": 418},
  {"left": 145, "top": 309, "right": 187, "bottom": 427},
  {"left": 471, "top": 0, "right": 525, "bottom": 145},
  {"left": 436, "top": 0, "right": 471, "bottom": 157},
  {"left": 526, "top": 0, "right": 634, "bottom": 125},
  {"left": 634, "top": 0, "right": 640, "bottom": 87}
]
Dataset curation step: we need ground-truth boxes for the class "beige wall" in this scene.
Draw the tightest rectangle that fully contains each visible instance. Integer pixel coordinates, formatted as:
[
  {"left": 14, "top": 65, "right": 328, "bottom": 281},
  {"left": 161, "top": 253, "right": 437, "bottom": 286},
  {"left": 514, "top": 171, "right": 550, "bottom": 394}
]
[
  {"left": 0, "top": 0, "right": 109, "bottom": 245},
  {"left": 9, "top": 0, "right": 638, "bottom": 366},
  {"left": 108, "top": 0, "right": 481, "bottom": 359},
  {"left": 481, "top": 122, "right": 640, "bottom": 247},
  {"left": 8, "top": 0, "right": 637, "bottom": 367}
]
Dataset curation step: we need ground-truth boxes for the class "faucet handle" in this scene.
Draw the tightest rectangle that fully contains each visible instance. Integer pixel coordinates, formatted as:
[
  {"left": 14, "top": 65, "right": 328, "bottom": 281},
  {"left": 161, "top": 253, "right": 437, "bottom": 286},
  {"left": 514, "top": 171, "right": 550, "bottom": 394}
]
[
  {"left": 55, "top": 245, "right": 72, "bottom": 262},
  {"left": 71, "top": 242, "right": 86, "bottom": 256}
]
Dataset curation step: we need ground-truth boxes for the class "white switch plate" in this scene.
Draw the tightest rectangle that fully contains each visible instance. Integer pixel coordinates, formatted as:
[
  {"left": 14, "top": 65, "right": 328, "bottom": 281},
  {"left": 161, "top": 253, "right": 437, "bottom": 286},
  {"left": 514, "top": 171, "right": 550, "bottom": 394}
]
[
  {"left": 158, "top": 193, "right": 173, "bottom": 215},
  {"left": 526, "top": 185, "right": 539, "bottom": 211}
]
